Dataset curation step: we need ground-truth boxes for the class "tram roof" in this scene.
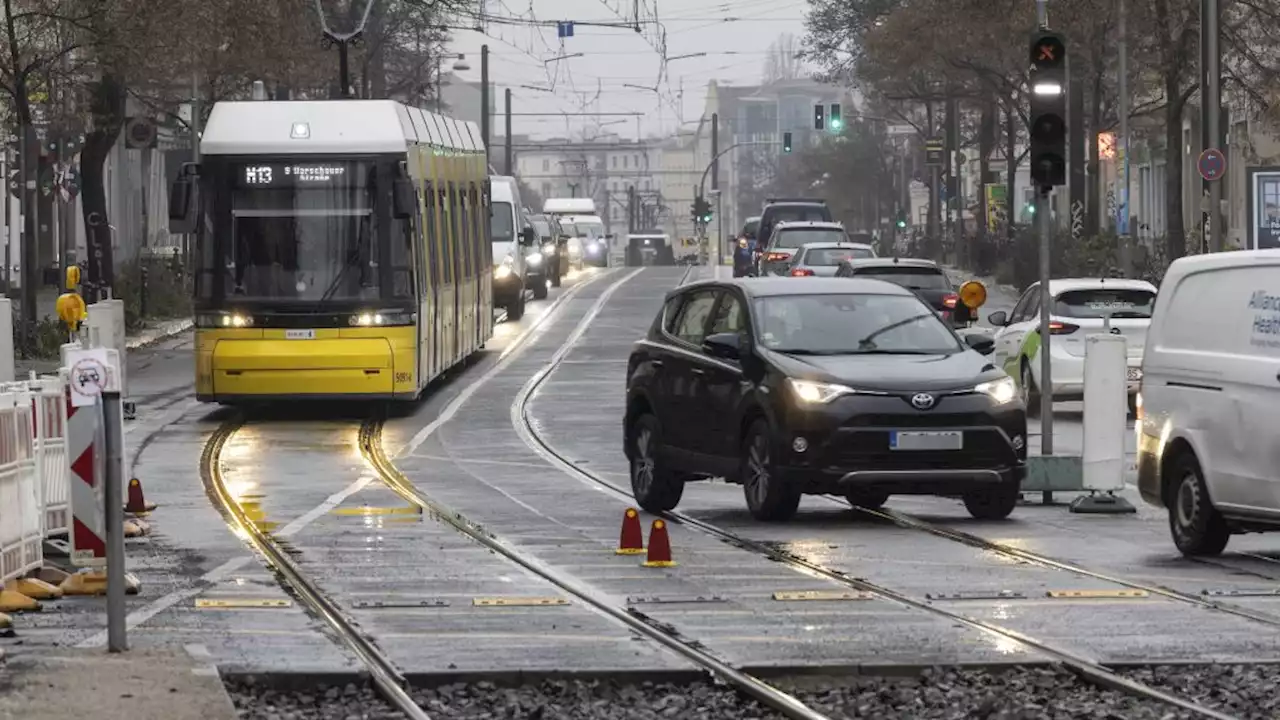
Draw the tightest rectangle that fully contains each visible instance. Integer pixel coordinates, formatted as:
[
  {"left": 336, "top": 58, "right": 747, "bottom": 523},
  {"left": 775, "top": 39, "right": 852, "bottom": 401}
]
[{"left": 200, "top": 99, "right": 484, "bottom": 156}]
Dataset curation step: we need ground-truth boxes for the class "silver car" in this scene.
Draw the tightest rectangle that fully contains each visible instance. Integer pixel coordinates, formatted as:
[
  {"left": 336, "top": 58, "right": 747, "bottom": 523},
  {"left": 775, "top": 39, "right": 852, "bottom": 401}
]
[{"left": 784, "top": 242, "right": 878, "bottom": 277}]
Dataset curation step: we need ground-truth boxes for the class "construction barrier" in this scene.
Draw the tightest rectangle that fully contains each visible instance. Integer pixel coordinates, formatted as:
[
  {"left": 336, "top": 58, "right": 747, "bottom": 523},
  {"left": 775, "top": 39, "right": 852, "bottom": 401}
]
[
  {"left": 0, "top": 389, "right": 42, "bottom": 589},
  {"left": 31, "top": 376, "right": 70, "bottom": 538}
]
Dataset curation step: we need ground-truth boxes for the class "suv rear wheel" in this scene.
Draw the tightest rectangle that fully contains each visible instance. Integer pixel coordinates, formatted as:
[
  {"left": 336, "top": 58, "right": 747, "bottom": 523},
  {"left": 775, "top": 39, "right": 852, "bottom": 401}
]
[
  {"left": 962, "top": 483, "right": 1019, "bottom": 520},
  {"left": 628, "top": 414, "right": 684, "bottom": 512},
  {"left": 1168, "top": 452, "right": 1229, "bottom": 556},
  {"left": 846, "top": 490, "right": 890, "bottom": 510},
  {"left": 742, "top": 419, "right": 800, "bottom": 521}
]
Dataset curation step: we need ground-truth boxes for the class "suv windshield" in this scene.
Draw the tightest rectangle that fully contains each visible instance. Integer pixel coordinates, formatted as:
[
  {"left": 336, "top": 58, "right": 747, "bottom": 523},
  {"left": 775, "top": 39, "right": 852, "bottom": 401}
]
[
  {"left": 806, "top": 247, "right": 875, "bottom": 265},
  {"left": 1054, "top": 288, "right": 1156, "bottom": 318},
  {"left": 754, "top": 293, "right": 961, "bottom": 355},
  {"left": 853, "top": 266, "right": 950, "bottom": 290},
  {"left": 532, "top": 219, "right": 551, "bottom": 238},
  {"left": 775, "top": 228, "right": 846, "bottom": 248}
]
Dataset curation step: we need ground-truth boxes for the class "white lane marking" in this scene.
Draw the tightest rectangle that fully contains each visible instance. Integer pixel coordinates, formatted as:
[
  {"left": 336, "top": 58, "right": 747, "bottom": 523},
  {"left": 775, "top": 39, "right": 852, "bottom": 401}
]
[
  {"left": 75, "top": 472, "right": 374, "bottom": 647},
  {"left": 397, "top": 268, "right": 623, "bottom": 459}
]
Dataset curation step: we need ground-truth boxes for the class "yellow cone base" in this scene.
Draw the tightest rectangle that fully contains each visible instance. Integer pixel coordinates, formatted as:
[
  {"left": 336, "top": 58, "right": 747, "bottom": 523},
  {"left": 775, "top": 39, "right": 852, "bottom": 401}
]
[
  {"left": 642, "top": 560, "right": 678, "bottom": 568},
  {"left": 59, "top": 571, "right": 143, "bottom": 596},
  {"left": 124, "top": 519, "right": 151, "bottom": 537},
  {"left": 0, "top": 611, "right": 11, "bottom": 631},
  {"left": 36, "top": 567, "right": 71, "bottom": 585},
  {"left": 7, "top": 577, "right": 62, "bottom": 600},
  {"left": 0, "top": 588, "right": 42, "bottom": 612},
  {"left": 124, "top": 502, "right": 158, "bottom": 516},
  {"left": 615, "top": 548, "right": 645, "bottom": 555}
]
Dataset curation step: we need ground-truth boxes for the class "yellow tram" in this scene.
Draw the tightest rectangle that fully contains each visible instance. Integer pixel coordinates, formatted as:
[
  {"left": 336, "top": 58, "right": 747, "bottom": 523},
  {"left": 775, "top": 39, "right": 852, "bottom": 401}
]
[{"left": 169, "top": 99, "right": 493, "bottom": 403}]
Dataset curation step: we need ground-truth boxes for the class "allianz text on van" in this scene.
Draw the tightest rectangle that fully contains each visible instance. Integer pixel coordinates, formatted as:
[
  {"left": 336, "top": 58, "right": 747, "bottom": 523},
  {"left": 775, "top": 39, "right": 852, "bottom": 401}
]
[
  {"left": 490, "top": 176, "right": 541, "bottom": 320},
  {"left": 1136, "top": 249, "right": 1280, "bottom": 556}
]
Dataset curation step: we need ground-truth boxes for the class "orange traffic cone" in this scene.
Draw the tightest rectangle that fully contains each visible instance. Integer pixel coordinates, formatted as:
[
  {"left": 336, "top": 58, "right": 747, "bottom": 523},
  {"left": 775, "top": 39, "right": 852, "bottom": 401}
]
[
  {"left": 124, "top": 477, "right": 157, "bottom": 515},
  {"left": 641, "top": 519, "right": 677, "bottom": 568},
  {"left": 616, "top": 508, "right": 645, "bottom": 555}
]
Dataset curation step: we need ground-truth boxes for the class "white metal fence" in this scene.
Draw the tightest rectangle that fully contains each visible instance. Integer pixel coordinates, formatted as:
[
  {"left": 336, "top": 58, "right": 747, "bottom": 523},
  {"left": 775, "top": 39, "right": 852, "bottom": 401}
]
[
  {"left": 32, "top": 376, "right": 69, "bottom": 537},
  {"left": 0, "top": 388, "right": 41, "bottom": 587}
]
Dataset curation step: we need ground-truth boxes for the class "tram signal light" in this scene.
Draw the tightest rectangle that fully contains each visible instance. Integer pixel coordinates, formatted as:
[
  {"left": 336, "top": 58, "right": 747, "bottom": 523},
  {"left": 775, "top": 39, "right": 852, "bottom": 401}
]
[
  {"left": 782, "top": 132, "right": 793, "bottom": 154},
  {"left": 814, "top": 103, "right": 825, "bottom": 130},
  {"left": 1028, "top": 31, "right": 1067, "bottom": 187}
]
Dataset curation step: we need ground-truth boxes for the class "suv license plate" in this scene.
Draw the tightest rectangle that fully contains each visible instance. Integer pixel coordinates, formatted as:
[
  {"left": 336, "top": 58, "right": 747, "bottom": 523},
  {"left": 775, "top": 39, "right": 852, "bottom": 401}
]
[
  {"left": 890, "top": 431, "right": 963, "bottom": 451},
  {"left": 1127, "top": 367, "right": 1142, "bottom": 381},
  {"left": 285, "top": 329, "right": 316, "bottom": 340}
]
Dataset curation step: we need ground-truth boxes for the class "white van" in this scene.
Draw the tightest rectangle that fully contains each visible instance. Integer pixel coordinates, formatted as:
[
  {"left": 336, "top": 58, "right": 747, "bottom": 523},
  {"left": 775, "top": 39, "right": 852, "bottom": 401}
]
[
  {"left": 490, "top": 176, "right": 542, "bottom": 320},
  {"left": 1136, "top": 249, "right": 1280, "bottom": 556}
]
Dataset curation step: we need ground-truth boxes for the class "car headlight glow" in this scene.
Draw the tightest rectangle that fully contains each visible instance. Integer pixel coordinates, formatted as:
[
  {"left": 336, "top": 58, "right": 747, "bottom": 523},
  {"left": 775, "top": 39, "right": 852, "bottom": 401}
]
[
  {"left": 974, "top": 376, "right": 1017, "bottom": 404},
  {"left": 586, "top": 242, "right": 598, "bottom": 252},
  {"left": 494, "top": 264, "right": 513, "bottom": 279},
  {"left": 542, "top": 242, "right": 555, "bottom": 254},
  {"left": 527, "top": 252, "right": 542, "bottom": 265},
  {"left": 788, "top": 378, "right": 855, "bottom": 404}
]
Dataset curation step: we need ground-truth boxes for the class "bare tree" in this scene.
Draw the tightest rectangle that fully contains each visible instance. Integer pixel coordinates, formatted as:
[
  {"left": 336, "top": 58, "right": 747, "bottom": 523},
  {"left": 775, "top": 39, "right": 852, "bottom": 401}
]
[{"left": 763, "top": 33, "right": 804, "bottom": 84}]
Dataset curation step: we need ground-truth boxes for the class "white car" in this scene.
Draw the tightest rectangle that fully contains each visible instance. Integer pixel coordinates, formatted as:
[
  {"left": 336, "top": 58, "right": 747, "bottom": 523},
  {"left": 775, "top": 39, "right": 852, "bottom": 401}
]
[
  {"left": 986, "top": 278, "right": 1158, "bottom": 413},
  {"left": 1136, "top": 250, "right": 1280, "bottom": 556}
]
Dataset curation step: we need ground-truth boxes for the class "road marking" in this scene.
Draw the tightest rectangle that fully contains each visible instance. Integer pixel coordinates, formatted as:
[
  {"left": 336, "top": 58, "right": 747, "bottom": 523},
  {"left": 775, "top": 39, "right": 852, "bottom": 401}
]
[
  {"left": 772, "top": 590, "right": 876, "bottom": 602},
  {"left": 398, "top": 268, "right": 622, "bottom": 459},
  {"left": 76, "top": 474, "right": 373, "bottom": 647},
  {"left": 194, "top": 598, "right": 292, "bottom": 609},
  {"left": 472, "top": 596, "right": 569, "bottom": 607}
]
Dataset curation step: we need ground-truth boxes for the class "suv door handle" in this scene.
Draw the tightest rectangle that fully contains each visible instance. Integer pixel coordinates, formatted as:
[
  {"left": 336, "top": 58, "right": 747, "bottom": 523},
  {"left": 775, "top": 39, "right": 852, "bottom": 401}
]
[
  {"left": 650, "top": 360, "right": 663, "bottom": 368},
  {"left": 690, "top": 367, "right": 705, "bottom": 375}
]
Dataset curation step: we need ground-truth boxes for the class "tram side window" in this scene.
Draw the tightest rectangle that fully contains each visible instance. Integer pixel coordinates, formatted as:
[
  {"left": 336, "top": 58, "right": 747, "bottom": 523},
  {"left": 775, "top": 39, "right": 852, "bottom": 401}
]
[
  {"left": 447, "top": 182, "right": 461, "bottom": 284},
  {"left": 391, "top": 199, "right": 415, "bottom": 299},
  {"left": 423, "top": 181, "right": 439, "bottom": 288},
  {"left": 457, "top": 182, "right": 472, "bottom": 281}
]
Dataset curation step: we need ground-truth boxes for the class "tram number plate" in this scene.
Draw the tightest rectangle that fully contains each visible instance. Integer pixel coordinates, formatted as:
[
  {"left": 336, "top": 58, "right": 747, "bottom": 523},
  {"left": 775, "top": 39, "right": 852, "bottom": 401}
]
[
  {"left": 890, "top": 431, "right": 963, "bottom": 451},
  {"left": 285, "top": 329, "right": 316, "bottom": 340}
]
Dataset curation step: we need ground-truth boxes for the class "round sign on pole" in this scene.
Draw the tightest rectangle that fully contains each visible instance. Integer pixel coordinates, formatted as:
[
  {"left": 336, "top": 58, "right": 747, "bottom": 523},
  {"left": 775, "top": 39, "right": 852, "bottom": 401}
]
[{"left": 1198, "top": 148, "right": 1226, "bottom": 182}]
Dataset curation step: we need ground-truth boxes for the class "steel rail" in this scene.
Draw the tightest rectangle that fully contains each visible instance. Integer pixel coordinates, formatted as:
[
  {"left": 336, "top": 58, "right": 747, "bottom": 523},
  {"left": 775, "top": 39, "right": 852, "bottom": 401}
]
[
  {"left": 505, "top": 279, "right": 1243, "bottom": 720},
  {"left": 358, "top": 417, "right": 832, "bottom": 720},
  {"left": 201, "top": 418, "right": 431, "bottom": 720}
]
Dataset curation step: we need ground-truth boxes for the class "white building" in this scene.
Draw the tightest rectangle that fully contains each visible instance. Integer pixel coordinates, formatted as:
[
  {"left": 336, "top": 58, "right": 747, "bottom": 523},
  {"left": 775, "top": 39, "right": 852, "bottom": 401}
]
[{"left": 514, "top": 136, "right": 664, "bottom": 234}]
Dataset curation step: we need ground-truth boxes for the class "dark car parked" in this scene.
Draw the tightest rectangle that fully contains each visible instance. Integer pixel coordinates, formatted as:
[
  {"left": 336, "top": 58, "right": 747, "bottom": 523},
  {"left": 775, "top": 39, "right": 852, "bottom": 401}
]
[
  {"left": 835, "top": 257, "right": 975, "bottom": 326},
  {"left": 624, "top": 277, "right": 1026, "bottom": 521}
]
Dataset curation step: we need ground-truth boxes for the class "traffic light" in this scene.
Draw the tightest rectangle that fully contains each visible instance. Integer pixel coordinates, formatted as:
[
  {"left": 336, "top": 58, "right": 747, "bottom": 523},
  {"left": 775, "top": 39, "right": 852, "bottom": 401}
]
[
  {"left": 813, "top": 103, "right": 825, "bottom": 130},
  {"left": 782, "top": 132, "right": 793, "bottom": 154},
  {"left": 829, "top": 103, "right": 842, "bottom": 131},
  {"left": 690, "top": 200, "right": 700, "bottom": 224},
  {"left": 1028, "top": 31, "right": 1067, "bottom": 188},
  {"left": 895, "top": 209, "right": 907, "bottom": 229}
]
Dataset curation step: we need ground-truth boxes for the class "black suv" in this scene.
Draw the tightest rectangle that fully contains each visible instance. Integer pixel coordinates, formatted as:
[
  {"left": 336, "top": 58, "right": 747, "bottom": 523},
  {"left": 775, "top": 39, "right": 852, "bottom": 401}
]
[
  {"left": 757, "top": 198, "right": 831, "bottom": 251},
  {"left": 624, "top": 277, "right": 1026, "bottom": 521}
]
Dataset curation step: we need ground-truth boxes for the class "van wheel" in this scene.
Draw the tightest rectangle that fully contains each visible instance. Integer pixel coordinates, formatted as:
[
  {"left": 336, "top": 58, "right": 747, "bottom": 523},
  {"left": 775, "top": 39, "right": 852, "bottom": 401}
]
[
  {"left": 1020, "top": 361, "right": 1040, "bottom": 416},
  {"left": 1168, "top": 452, "right": 1230, "bottom": 556},
  {"left": 963, "top": 482, "right": 1020, "bottom": 520},
  {"left": 846, "top": 490, "right": 890, "bottom": 510},
  {"left": 506, "top": 291, "right": 525, "bottom": 321},
  {"left": 628, "top": 414, "right": 684, "bottom": 512},
  {"left": 742, "top": 419, "right": 800, "bottom": 521}
]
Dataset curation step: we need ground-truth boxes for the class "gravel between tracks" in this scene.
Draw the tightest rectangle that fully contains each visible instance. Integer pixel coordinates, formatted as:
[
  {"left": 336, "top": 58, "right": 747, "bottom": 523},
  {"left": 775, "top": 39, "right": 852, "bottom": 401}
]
[{"left": 1119, "top": 664, "right": 1280, "bottom": 720}]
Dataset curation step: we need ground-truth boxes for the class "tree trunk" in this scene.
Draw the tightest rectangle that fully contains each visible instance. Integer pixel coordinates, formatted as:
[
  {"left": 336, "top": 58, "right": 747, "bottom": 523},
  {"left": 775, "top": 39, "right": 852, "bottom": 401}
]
[
  {"left": 368, "top": 0, "right": 387, "bottom": 99},
  {"left": 80, "top": 74, "right": 126, "bottom": 302},
  {"left": 1087, "top": 68, "right": 1104, "bottom": 235},
  {"left": 1163, "top": 76, "right": 1186, "bottom": 261}
]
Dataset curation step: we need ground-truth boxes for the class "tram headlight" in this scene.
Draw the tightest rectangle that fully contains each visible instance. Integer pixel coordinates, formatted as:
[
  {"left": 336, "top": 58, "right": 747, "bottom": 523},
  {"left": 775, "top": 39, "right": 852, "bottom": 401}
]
[
  {"left": 348, "top": 310, "right": 414, "bottom": 326},
  {"left": 215, "top": 313, "right": 253, "bottom": 328}
]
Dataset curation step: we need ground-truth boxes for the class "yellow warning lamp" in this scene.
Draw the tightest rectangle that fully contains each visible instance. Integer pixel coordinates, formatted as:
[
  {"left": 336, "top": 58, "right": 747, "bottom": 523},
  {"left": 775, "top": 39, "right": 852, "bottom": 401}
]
[
  {"left": 958, "top": 280, "right": 988, "bottom": 310},
  {"left": 55, "top": 292, "right": 86, "bottom": 331},
  {"left": 65, "top": 265, "right": 80, "bottom": 290}
]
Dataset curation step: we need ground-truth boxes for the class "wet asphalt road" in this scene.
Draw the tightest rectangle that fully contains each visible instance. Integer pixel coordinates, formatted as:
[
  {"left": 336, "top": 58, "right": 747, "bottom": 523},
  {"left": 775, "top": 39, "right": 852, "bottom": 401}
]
[{"left": 10, "top": 263, "right": 1280, "bottom": 704}]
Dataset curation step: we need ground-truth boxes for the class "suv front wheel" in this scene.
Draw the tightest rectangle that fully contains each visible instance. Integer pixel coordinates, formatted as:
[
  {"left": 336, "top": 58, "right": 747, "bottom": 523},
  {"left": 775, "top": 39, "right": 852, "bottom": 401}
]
[
  {"left": 742, "top": 419, "right": 800, "bottom": 521},
  {"left": 962, "top": 482, "right": 1020, "bottom": 520},
  {"left": 628, "top": 414, "right": 684, "bottom": 512}
]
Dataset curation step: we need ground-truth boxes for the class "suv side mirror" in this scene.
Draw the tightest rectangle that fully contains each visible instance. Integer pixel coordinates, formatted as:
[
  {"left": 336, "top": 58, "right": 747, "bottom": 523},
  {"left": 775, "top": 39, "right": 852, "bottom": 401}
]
[
  {"left": 963, "top": 333, "right": 995, "bottom": 355},
  {"left": 521, "top": 227, "right": 537, "bottom": 246},
  {"left": 702, "top": 332, "right": 741, "bottom": 359},
  {"left": 392, "top": 177, "right": 416, "bottom": 219},
  {"left": 986, "top": 310, "right": 1008, "bottom": 327}
]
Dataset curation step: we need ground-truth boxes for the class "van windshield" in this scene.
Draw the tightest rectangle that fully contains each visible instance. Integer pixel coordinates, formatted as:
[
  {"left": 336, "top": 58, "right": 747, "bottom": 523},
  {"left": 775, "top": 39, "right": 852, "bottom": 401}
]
[
  {"left": 491, "top": 202, "right": 514, "bottom": 241},
  {"left": 1054, "top": 288, "right": 1156, "bottom": 319}
]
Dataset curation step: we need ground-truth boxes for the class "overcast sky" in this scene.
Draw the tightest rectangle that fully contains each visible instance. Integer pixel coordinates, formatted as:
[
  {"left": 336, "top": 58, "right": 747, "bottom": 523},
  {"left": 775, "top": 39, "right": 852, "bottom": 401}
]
[{"left": 445, "top": 0, "right": 811, "bottom": 140}]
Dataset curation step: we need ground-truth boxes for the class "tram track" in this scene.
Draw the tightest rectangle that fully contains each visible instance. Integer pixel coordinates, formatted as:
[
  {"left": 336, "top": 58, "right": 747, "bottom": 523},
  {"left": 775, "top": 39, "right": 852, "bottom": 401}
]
[{"left": 505, "top": 268, "right": 1243, "bottom": 720}]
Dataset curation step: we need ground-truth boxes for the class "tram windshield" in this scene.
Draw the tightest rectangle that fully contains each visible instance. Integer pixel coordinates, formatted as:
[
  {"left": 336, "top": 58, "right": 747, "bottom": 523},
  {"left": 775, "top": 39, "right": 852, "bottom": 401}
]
[{"left": 222, "top": 160, "right": 384, "bottom": 301}]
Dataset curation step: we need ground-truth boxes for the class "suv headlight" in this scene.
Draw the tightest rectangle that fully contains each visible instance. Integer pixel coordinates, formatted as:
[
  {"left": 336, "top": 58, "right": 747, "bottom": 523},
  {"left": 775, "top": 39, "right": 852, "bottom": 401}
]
[
  {"left": 788, "top": 378, "right": 855, "bottom": 404},
  {"left": 494, "top": 263, "right": 513, "bottom": 279},
  {"left": 542, "top": 242, "right": 555, "bottom": 254},
  {"left": 526, "top": 252, "right": 543, "bottom": 265},
  {"left": 974, "top": 376, "right": 1017, "bottom": 404}
]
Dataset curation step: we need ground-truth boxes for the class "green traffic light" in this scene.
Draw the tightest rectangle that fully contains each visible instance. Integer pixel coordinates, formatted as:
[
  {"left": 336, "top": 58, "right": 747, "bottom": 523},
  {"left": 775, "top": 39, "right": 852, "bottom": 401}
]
[
  {"left": 830, "top": 119, "right": 842, "bottom": 131},
  {"left": 896, "top": 220, "right": 906, "bottom": 228}
]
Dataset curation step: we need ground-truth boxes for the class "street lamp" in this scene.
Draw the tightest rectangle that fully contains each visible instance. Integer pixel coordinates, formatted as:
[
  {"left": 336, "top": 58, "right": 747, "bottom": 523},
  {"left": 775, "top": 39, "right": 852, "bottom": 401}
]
[
  {"left": 436, "top": 53, "right": 469, "bottom": 112},
  {"left": 312, "top": 0, "right": 375, "bottom": 99}
]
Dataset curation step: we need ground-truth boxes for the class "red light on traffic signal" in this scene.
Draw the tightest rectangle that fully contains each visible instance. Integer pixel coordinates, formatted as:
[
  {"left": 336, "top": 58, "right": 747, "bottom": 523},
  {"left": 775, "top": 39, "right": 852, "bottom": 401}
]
[{"left": 1030, "top": 33, "right": 1065, "bottom": 70}]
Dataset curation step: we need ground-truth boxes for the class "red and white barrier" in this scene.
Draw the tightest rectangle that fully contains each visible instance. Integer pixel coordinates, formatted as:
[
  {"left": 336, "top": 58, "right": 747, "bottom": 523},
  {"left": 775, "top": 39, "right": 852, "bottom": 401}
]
[
  {"left": 67, "top": 379, "right": 106, "bottom": 567},
  {"left": 0, "top": 389, "right": 43, "bottom": 609},
  {"left": 30, "top": 377, "right": 69, "bottom": 538}
]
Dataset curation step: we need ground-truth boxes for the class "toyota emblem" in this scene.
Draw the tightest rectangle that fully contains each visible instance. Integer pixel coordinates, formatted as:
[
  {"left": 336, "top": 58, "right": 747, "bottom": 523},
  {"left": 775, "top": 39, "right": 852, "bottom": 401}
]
[{"left": 910, "top": 393, "right": 936, "bottom": 410}]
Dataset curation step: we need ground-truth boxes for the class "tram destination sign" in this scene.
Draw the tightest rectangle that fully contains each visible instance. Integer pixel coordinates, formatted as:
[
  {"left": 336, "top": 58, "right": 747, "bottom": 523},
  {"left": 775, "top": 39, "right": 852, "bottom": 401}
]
[{"left": 233, "top": 161, "right": 366, "bottom": 189}]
